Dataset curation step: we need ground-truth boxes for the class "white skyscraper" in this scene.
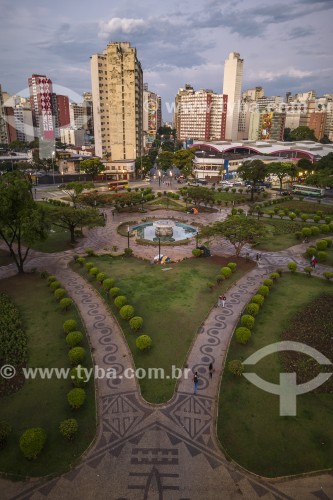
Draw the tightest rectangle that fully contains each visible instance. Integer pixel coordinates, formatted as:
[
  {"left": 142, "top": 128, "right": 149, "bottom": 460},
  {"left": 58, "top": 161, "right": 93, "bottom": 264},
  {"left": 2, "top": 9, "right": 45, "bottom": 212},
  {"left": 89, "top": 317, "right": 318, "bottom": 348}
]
[{"left": 223, "top": 52, "right": 244, "bottom": 141}]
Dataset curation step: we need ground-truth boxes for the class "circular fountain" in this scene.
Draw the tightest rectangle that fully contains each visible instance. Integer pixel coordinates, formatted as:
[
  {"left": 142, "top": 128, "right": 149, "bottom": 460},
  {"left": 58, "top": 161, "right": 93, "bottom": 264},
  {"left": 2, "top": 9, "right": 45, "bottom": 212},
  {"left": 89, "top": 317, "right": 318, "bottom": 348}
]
[{"left": 131, "top": 219, "right": 197, "bottom": 243}]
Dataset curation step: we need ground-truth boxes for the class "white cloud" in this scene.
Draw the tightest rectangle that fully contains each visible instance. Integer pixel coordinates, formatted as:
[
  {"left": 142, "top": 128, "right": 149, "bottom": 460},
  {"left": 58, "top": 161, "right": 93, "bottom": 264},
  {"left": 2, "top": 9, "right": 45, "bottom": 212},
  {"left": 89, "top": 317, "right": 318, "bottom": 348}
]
[
  {"left": 99, "top": 18, "right": 148, "bottom": 38},
  {"left": 247, "top": 67, "right": 313, "bottom": 82}
]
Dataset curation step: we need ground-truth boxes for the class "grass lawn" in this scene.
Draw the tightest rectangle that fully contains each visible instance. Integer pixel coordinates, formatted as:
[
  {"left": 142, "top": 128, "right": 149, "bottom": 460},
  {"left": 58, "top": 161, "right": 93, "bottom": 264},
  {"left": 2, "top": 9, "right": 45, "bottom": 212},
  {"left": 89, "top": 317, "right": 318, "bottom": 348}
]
[
  {"left": 145, "top": 196, "right": 186, "bottom": 211},
  {"left": 252, "top": 218, "right": 307, "bottom": 251},
  {"left": 0, "top": 274, "right": 96, "bottom": 478},
  {"left": 72, "top": 256, "right": 254, "bottom": 403},
  {"left": 218, "top": 273, "right": 333, "bottom": 477},
  {"left": 262, "top": 199, "right": 333, "bottom": 217},
  {"left": 29, "top": 225, "right": 76, "bottom": 253},
  {"left": 0, "top": 249, "right": 14, "bottom": 267}
]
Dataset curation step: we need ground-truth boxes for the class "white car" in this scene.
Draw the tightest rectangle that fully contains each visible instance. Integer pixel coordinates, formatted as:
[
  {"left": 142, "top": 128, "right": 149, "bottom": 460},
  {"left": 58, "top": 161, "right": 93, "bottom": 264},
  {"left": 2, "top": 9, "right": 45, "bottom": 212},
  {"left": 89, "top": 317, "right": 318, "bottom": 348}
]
[{"left": 220, "top": 181, "right": 233, "bottom": 186}]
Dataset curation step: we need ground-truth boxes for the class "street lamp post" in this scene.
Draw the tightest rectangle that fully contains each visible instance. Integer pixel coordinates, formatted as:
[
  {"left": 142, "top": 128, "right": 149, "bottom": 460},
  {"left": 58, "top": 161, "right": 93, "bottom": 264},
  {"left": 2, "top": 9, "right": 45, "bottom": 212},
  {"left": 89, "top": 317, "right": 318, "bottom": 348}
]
[
  {"left": 158, "top": 170, "right": 161, "bottom": 187},
  {"left": 158, "top": 237, "right": 161, "bottom": 261},
  {"left": 196, "top": 230, "right": 199, "bottom": 248},
  {"left": 52, "top": 151, "right": 55, "bottom": 184},
  {"left": 169, "top": 170, "right": 172, "bottom": 186},
  {"left": 141, "top": 193, "right": 144, "bottom": 212},
  {"left": 127, "top": 226, "right": 130, "bottom": 249}
]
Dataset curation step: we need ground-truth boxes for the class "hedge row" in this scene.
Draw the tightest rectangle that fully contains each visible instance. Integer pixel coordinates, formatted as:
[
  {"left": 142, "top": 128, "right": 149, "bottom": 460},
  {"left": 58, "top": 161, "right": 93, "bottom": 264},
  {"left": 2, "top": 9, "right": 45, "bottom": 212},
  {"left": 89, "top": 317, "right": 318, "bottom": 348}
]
[{"left": 78, "top": 260, "right": 152, "bottom": 351}]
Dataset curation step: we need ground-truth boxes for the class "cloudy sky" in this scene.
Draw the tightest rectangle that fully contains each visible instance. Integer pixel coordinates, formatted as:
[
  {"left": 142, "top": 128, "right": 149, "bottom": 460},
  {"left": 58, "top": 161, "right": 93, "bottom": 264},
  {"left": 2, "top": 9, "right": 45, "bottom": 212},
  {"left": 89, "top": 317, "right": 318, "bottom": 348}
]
[{"left": 1, "top": 0, "right": 332, "bottom": 119}]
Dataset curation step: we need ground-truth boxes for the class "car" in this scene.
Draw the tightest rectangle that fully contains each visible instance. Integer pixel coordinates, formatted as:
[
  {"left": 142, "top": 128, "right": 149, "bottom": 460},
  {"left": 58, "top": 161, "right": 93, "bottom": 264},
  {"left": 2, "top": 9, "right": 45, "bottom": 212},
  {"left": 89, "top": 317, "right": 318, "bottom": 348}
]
[
  {"left": 232, "top": 180, "right": 244, "bottom": 186},
  {"left": 281, "top": 191, "right": 292, "bottom": 196},
  {"left": 220, "top": 181, "right": 233, "bottom": 186},
  {"left": 246, "top": 185, "right": 265, "bottom": 192}
]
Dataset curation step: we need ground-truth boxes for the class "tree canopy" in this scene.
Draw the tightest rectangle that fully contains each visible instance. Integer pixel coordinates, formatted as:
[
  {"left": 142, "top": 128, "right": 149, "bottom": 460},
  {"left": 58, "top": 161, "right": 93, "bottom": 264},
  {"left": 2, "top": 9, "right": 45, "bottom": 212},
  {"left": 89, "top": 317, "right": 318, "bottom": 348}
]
[
  {"left": 268, "top": 162, "right": 297, "bottom": 192},
  {"left": 200, "top": 215, "right": 265, "bottom": 256},
  {"left": 173, "top": 149, "right": 195, "bottom": 176},
  {"left": 237, "top": 160, "right": 267, "bottom": 200},
  {"left": 80, "top": 159, "right": 105, "bottom": 179},
  {"left": 0, "top": 172, "right": 48, "bottom": 272},
  {"left": 61, "top": 181, "right": 95, "bottom": 208},
  {"left": 289, "top": 126, "right": 317, "bottom": 142},
  {"left": 157, "top": 151, "right": 174, "bottom": 170}
]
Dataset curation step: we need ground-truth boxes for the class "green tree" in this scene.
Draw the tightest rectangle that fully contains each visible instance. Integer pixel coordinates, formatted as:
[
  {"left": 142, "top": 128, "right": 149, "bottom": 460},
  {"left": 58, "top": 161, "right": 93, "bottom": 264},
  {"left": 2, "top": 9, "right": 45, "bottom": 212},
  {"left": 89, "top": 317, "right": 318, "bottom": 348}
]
[
  {"left": 80, "top": 158, "right": 105, "bottom": 180},
  {"left": 45, "top": 205, "right": 105, "bottom": 244},
  {"left": 283, "top": 127, "right": 292, "bottom": 141},
  {"left": 161, "top": 141, "right": 175, "bottom": 152},
  {"left": 290, "top": 126, "right": 317, "bottom": 141},
  {"left": 237, "top": 160, "right": 267, "bottom": 201},
  {"left": 268, "top": 162, "right": 295, "bottom": 192},
  {"left": 173, "top": 149, "right": 195, "bottom": 176},
  {"left": 61, "top": 181, "right": 95, "bottom": 208},
  {"left": 0, "top": 172, "right": 48, "bottom": 272},
  {"left": 200, "top": 215, "right": 265, "bottom": 256},
  {"left": 135, "top": 155, "right": 153, "bottom": 176},
  {"left": 305, "top": 152, "right": 333, "bottom": 187},
  {"left": 9, "top": 140, "right": 27, "bottom": 152},
  {"left": 157, "top": 151, "right": 174, "bottom": 170}
]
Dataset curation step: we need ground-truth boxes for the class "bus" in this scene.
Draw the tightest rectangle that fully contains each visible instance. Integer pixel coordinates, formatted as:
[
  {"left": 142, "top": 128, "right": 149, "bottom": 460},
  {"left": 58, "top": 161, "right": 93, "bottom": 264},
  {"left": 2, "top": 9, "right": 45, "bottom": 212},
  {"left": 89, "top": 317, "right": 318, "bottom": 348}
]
[
  {"left": 108, "top": 180, "right": 129, "bottom": 191},
  {"left": 291, "top": 185, "right": 325, "bottom": 197}
]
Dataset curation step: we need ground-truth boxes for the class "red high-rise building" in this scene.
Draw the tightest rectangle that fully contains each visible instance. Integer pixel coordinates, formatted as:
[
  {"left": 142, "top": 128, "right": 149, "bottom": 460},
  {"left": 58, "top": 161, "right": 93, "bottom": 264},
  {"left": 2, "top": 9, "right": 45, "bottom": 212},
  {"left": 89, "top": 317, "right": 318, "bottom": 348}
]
[
  {"left": 28, "top": 74, "right": 55, "bottom": 140},
  {"left": 56, "top": 95, "right": 70, "bottom": 128}
]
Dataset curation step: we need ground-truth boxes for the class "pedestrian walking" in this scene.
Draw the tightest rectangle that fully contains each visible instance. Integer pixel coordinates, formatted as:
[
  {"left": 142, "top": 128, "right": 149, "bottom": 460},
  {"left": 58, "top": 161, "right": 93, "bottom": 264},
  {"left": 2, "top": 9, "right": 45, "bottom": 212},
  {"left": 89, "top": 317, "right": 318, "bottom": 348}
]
[
  {"left": 218, "top": 295, "right": 222, "bottom": 306},
  {"left": 221, "top": 294, "right": 226, "bottom": 307},
  {"left": 193, "top": 372, "right": 199, "bottom": 394},
  {"left": 256, "top": 253, "right": 259, "bottom": 264},
  {"left": 209, "top": 362, "right": 213, "bottom": 379}
]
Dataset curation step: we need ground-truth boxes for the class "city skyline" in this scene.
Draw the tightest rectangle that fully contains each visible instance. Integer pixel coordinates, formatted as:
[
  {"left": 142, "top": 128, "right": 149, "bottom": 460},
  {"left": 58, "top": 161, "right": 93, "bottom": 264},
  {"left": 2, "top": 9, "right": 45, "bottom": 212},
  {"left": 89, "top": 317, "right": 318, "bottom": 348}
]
[{"left": 1, "top": 0, "right": 332, "bottom": 119}]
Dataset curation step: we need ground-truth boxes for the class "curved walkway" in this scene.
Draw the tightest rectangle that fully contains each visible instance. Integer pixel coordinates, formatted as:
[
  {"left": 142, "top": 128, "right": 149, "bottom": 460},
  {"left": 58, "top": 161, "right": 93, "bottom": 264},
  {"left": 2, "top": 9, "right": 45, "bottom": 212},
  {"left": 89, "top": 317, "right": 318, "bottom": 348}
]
[{"left": 1, "top": 208, "right": 333, "bottom": 500}]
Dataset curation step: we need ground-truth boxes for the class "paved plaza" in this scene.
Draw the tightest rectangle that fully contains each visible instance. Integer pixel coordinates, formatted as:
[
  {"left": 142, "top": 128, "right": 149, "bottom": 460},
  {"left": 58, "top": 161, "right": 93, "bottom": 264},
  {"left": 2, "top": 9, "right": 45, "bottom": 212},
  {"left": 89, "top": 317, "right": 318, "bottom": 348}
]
[{"left": 1, "top": 207, "right": 333, "bottom": 500}]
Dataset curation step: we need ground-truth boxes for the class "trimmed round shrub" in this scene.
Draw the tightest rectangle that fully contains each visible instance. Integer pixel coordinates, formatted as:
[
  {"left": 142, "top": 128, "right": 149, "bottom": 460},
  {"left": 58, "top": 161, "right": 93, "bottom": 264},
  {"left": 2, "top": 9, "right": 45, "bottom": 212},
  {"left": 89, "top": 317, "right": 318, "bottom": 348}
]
[
  {"left": 50, "top": 281, "right": 61, "bottom": 291},
  {"left": 114, "top": 295, "right": 127, "bottom": 309},
  {"left": 310, "top": 226, "right": 320, "bottom": 235},
  {"left": 288, "top": 212, "right": 296, "bottom": 220},
  {"left": 85, "top": 262, "right": 94, "bottom": 271},
  {"left": 59, "top": 419, "right": 78, "bottom": 440},
  {"left": 269, "top": 272, "right": 280, "bottom": 281},
  {"left": 251, "top": 294, "right": 265, "bottom": 306},
  {"left": 321, "top": 224, "right": 329, "bottom": 233},
  {"left": 324, "top": 216, "right": 332, "bottom": 224},
  {"left": 103, "top": 278, "right": 115, "bottom": 290},
  {"left": 70, "top": 366, "right": 88, "bottom": 387},
  {"left": 77, "top": 257, "right": 85, "bottom": 267},
  {"left": 109, "top": 287, "right": 121, "bottom": 298},
  {"left": 66, "top": 331, "right": 83, "bottom": 348},
  {"left": 19, "top": 428, "right": 46, "bottom": 460},
  {"left": 228, "top": 360, "right": 244, "bottom": 376},
  {"left": 96, "top": 272, "right": 106, "bottom": 283},
  {"left": 0, "top": 421, "right": 12, "bottom": 448},
  {"left": 63, "top": 319, "right": 77, "bottom": 333},
  {"left": 120, "top": 305, "right": 135, "bottom": 320},
  {"left": 323, "top": 271, "right": 333, "bottom": 280},
  {"left": 330, "top": 223, "right": 333, "bottom": 231},
  {"left": 240, "top": 314, "right": 255, "bottom": 330},
  {"left": 316, "top": 239, "right": 328, "bottom": 250},
  {"left": 306, "top": 246, "right": 317, "bottom": 257},
  {"left": 317, "top": 251, "right": 327, "bottom": 262},
  {"left": 68, "top": 346, "right": 86, "bottom": 365},
  {"left": 67, "top": 388, "right": 86, "bottom": 409},
  {"left": 301, "top": 227, "right": 311, "bottom": 237},
  {"left": 124, "top": 248, "right": 133, "bottom": 257},
  {"left": 313, "top": 215, "right": 321, "bottom": 223},
  {"left": 258, "top": 285, "right": 269, "bottom": 296},
  {"left": 47, "top": 275, "right": 57, "bottom": 285},
  {"left": 235, "top": 327, "right": 251, "bottom": 344},
  {"left": 54, "top": 288, "right": 66, "bottom": 301},
  {"left": 325, "top": 239, "right": 333, "bottom": 248},
  {"left": 300, "top": 214, "right": 308, "bottom": 222},
  {"left": 192, "top": 248, "right": 202, "bottom": 257},
  {"left": 227, "top": 262, "right": 237, "bottom": 272},
  {"left": 221, "top": 267, "right": 232, "bottom": 278},
  {"left": 89, "top": 267, "right": 99, "bottom": 277},
  {"left": 60, "top": 298, "right": 73, "bottom": 311},
  {"left": 136, "top": 335, "right": 152, "bottom": 350},
  {"left": 245, "top": 303, "right": 260, "bottom": 316},
  {"left": 129, "top": 316, "right": 143, "bottom": 331},
  {"left": 263, "top": 278, "right": 273, "bottom": 288},
  {"left": 216, "top": 274, "right": 226, "bottom": 284},
  {"left": 288, "top": 262, "right": 297, "bottom": 273},
  {"left": 304, "top": 266, "right": 313, "bottom": 276}
]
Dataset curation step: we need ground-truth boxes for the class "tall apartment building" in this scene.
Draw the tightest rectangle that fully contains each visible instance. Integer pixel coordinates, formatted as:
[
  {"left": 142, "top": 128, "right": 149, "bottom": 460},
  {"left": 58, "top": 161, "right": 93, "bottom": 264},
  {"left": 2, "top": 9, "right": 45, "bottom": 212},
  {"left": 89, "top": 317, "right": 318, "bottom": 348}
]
[
  {"left": 242, "top": 87, "right": 264, "bottom": 101},
  {"left": 28, "top": 74, "right": 55, "bottom": 140},
  {"left": 83, "top": 92, "right": 94, "bottom": 135},
  {"left": 249, "top": 111, "right": 286, "bottom": 141},
  {"left": 299, "top": 99, "right": 327, "bottom": 140},
  {"left": 284, "top": 96, "right": 331, "bottom": 140},
  {"left": 176, "top": 87, "right": 227, "bottom": 141},
  {"left": 174, "top": 84, "right": 194, "bottom": 134},
  {"left": 69, "top": 102, "right": 86, "bottom": 129},
  {"left": 0, "top": 84, "right": 8, "bottom": 144},
  {"left": 222, "top": 52, "right": 243, "bottom": 141},
  {"left": 14, "top": 105, "right": 34, "bottom": 143},
  {"left": 91, "top": 41, "right": 143, "bottom": 160},
  {"left": 257, "top": 95, "right": 283, "bottom": 111},
  {"left": 56, "top": 95, "right": 70, "bottom": 128},
  {"left": 143, "top": 84, "right": 162, "bottom": 146}
]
